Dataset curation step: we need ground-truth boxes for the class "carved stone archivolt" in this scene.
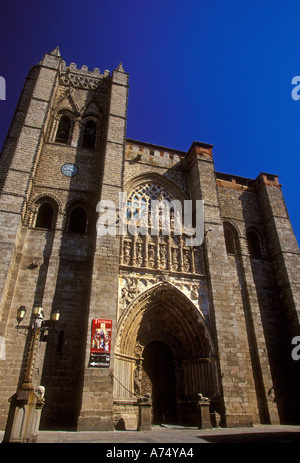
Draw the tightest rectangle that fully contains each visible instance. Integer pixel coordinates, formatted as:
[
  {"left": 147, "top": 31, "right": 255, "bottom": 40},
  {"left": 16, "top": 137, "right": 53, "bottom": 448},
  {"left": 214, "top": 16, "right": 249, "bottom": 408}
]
[
  {"left": 118, "top": 273, "right": 210, "bottom": 322},
  {"left": 115, "top": 281, "right": 214, "bottom": 361},
  {"left": 114, "top": 281, "right": 216, "bottom": 405},
  {"left": 137, "top": 330, "right": 180, "bottom": 357}
]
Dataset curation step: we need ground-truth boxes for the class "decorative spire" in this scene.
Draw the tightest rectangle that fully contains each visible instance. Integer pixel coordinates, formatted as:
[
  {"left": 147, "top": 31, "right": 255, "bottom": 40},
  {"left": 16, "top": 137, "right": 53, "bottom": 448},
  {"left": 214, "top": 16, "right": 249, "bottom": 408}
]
[
  {"left": 49, "top": 46, "right": 61, "bottom": 57},
  {"left": 116, "top": 62, "right": 125, "bottom": 73}
]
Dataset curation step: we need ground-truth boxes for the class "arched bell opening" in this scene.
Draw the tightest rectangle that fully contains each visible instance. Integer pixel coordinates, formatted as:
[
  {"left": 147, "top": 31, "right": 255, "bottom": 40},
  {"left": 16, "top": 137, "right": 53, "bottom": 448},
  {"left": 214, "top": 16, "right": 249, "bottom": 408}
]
[{"left": 114, "top": 282, "right": 220, "bottom": 428}]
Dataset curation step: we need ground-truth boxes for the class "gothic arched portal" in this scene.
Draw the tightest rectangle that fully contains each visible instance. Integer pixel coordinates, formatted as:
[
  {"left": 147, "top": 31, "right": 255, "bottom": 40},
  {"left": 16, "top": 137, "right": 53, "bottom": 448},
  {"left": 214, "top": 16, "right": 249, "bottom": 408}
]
[{"left": 114, "top": 282, "right": 219, "bottom": 427}]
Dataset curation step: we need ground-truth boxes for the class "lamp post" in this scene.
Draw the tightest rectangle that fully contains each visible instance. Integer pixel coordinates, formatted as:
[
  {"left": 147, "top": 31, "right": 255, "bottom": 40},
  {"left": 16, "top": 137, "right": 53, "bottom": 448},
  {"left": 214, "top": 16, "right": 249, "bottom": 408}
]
[{"left": 3, "top": 305, "right": 60, "bottom": 443}]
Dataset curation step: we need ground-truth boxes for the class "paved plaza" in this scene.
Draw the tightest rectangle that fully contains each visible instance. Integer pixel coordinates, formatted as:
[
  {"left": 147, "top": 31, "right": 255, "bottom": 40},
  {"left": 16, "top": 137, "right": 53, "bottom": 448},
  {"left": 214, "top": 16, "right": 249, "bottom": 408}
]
[{"left": 1, "top": 424, "right": 300, "bottom": 444}]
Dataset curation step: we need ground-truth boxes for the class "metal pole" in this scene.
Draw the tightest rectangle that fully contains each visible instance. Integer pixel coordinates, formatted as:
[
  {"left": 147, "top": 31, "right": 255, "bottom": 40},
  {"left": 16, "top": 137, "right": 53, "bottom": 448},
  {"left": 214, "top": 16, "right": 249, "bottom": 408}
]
[{"left": 22, "top": 323, "right": 40, "bottom": 389}]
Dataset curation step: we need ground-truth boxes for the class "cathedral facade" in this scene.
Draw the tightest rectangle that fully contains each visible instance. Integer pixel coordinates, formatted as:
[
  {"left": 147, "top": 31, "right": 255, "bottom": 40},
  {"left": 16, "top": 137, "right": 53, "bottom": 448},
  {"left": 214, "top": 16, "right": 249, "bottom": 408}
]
[{"left": 0, "top": 48, "right": 299, "bottom": 431}]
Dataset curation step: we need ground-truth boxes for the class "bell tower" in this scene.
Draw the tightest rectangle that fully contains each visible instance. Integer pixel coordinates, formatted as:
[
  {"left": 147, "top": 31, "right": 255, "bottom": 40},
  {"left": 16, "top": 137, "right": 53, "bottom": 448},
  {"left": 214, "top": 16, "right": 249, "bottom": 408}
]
[{"left": 0, "top": 48, "right": 129, "bottom": 430}]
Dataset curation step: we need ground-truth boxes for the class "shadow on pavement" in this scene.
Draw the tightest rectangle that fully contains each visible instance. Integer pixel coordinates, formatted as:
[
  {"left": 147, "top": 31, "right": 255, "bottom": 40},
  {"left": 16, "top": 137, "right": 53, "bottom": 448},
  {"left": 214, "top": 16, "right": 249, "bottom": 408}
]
[{"left": 200, "top": 432, "right": 300, "bottom": 443}]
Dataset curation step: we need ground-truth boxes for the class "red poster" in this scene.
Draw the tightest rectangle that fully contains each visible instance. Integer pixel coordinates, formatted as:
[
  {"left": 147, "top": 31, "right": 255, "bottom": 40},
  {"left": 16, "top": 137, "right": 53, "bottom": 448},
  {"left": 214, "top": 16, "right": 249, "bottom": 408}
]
[{"left": 90, "top": 319, "right": 112, "bottom": 354}]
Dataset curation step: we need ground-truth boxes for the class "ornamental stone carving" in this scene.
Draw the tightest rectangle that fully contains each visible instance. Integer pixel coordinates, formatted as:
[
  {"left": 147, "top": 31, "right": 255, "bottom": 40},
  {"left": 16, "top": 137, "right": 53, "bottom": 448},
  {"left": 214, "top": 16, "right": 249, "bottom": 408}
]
[
  {"left": 59, "top": 72, "right": 110, "bottom": 93},
  {"left": 120, "top": 181, "right": 205, "bottom": 275},
  {"left": 120, "top": 233, "right": 204, "bottom": 274},
  {"left": 118, "top": 273, "right": 210, "bottom": 322}
]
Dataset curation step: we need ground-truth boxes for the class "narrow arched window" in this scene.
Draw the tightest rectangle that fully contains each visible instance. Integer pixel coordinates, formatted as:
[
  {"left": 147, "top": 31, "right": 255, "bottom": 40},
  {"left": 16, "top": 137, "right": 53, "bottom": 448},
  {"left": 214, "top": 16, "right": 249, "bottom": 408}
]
[
  {"left": 55, "top": 115, "right": 71, "bottom": 144},
  {"left": 223, "top": 222, "right": 239, "bottom": 255},
  {"left": 82, "top": 120, "right": 97, "bottom": 148},
  {"left": 68, "top": 207, "right": 87, "bottom": 233},
  {"left": 247, "top": 229, "right": 263, "bottom": 259},
  {"left": 35, "top": 203, "right": 54, "bottom": 229}
]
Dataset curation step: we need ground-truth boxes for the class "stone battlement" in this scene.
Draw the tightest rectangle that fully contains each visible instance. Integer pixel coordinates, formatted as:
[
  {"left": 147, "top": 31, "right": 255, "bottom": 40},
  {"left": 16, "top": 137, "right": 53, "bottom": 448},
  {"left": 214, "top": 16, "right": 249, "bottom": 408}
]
[
  {"left": 61, "top": 61, "right": 110, "bottom": 78},
  {"left": 126, "top": 139, "right": 185, "bottom": 163}
]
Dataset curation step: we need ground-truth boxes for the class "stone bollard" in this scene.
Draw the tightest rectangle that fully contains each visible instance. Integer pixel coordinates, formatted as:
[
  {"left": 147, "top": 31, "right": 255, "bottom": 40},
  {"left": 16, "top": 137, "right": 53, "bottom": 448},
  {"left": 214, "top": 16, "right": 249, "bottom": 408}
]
[
  {"left": 3, "top": 386, "right": 45, "bottom": 443},
  {"left": 197, "top": 393, "right": 212, "bottom": 430},
  {"left": 137, "top": 394, "right": 152, "bottom": 431}
]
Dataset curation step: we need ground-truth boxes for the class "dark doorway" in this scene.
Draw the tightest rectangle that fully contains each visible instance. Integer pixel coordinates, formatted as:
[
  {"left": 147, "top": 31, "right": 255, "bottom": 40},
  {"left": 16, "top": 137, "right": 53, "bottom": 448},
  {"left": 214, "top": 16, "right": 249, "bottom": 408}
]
[{"left": 142, "top": 341, "right": 177, "bottom": 425}]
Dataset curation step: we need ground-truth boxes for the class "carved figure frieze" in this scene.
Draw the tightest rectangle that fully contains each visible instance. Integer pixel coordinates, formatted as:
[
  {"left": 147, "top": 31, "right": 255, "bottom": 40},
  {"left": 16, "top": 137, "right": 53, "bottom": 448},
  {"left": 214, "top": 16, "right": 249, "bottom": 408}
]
[{"left": 121, "top": 233, "right": 204, "bottom": 274}]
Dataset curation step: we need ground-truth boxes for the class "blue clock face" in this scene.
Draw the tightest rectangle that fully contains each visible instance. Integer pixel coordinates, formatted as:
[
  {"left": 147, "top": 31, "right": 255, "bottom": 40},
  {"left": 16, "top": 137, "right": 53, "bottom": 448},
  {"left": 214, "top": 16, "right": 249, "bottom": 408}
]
[{"left": 61, "top": 163, "right": 78, "bottom": 177}]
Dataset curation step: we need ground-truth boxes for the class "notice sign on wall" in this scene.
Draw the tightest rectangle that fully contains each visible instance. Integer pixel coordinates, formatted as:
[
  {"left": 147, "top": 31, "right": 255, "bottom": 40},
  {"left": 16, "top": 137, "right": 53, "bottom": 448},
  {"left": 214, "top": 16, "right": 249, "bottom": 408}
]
[{"left": 88, "top": 319, "right": 112, "bottom": 368}]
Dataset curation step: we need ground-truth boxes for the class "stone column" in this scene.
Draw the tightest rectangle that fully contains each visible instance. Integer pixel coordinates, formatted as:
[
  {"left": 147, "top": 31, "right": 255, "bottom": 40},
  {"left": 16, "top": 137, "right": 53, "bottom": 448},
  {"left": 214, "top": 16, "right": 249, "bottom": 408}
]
[{"left": 137, "top": 395, "right": 152, "bottom": 431}]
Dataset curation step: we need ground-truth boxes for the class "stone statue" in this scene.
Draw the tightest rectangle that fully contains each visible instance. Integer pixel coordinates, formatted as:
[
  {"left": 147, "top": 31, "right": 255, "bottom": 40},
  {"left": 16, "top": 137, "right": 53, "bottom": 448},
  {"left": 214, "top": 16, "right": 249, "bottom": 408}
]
[{"left": 134, "top": 364, "right": 142, "bottom": 397}]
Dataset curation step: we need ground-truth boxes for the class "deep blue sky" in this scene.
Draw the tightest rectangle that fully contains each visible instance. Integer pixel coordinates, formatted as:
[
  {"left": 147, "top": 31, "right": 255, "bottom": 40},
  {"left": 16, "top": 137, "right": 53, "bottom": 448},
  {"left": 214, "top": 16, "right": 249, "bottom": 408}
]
[{"left": 0, "top": 0, "right": 299, "bottom": 243}]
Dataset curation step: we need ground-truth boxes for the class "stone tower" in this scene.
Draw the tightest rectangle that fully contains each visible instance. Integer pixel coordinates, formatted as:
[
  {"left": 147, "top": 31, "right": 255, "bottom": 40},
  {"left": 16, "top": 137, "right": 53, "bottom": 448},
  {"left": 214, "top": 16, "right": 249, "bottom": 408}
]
[
  {"left": 0, "top": 48, "right": 128, "bottom": 430},
  {"left": 0, "top": 49, "right": 299, "bottom": 432}
]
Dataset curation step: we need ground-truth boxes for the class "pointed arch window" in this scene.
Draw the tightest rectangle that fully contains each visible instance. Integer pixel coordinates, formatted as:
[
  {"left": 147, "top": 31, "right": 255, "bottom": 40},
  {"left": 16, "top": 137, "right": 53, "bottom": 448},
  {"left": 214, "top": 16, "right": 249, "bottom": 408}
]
[
  {"left": 82, "top": 119, "right": 97, "bottom": 148},
  {"left": 223, "top": 222, "right": 240, "bottom": 255},
  {"left": 55, "top": 115, "right": 71, "bottom": 144},
  {"left": 246, "top": 229, "right": 264, "bottom": 259},
  {"left": 121, "top": 181, "right": 205, "bottom": 273},
  {"left": 126, "top": 183, "right": 176, "bottom": 223}
]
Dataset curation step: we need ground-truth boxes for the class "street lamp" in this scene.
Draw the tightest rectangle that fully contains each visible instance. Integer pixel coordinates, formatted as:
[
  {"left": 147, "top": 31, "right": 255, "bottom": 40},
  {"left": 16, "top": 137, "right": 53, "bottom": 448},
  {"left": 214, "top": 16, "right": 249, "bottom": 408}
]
[
  {"left": 3, "top": 304, "right": 60, "bottom": 443},
  {"left": 32, "top": 304, "right": 44, "bottom": 319},
  {"left": 16, "top": 305, "right": 26, "bottom": 324},
  {"left": 51, "top": 309, "right": 60, "bottom": 322}
]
